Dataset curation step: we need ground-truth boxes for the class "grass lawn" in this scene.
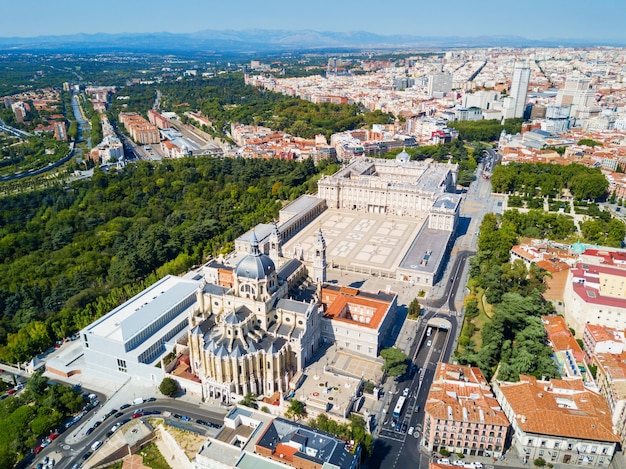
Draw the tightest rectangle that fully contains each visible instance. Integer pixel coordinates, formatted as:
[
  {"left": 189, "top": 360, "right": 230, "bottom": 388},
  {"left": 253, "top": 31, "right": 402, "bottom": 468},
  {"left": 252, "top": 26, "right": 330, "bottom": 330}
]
[
  {"left": 476, "top": 287, "right": 494, "bottom": 319},
  {"left": 457, "top": 287, "right": 495, "bottom": 353},
  {"left": 139, "top": 442, "right": 171, "bottom": 469}
]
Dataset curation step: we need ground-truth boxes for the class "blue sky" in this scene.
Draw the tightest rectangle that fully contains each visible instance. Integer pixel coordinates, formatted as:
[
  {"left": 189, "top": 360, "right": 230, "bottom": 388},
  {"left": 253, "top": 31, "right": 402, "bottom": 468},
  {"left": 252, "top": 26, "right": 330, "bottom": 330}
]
[{"left": 4, "top": 0, "right": 625, "bottom": 40}]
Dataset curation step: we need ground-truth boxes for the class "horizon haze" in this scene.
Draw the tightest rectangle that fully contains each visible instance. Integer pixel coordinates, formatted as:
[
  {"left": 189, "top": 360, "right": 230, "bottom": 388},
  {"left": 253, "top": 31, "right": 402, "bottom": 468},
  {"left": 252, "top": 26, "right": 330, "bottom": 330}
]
[{"left": 2, "top": 0, "right": 625, "bottom": 43}]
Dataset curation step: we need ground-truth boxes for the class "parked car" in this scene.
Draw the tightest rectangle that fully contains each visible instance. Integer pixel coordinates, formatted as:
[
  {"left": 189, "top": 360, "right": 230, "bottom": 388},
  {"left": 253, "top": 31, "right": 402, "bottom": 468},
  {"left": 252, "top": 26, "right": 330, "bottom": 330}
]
[
  {"left": 120, "top": 404, "right": 131, "bottom": 410},
  {"left": 408, "top": 426, "right": 414, "bottom": 435},
  {"left": 91, "top": 440, "right": 102, "bottom": 451}
]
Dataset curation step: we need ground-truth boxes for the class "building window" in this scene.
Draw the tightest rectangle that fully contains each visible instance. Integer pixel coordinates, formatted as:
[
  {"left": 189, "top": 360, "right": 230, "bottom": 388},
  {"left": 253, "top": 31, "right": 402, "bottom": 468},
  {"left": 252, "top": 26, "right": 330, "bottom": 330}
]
[{"left": 117, "top": 359, "right": 127, "bottom": 373}]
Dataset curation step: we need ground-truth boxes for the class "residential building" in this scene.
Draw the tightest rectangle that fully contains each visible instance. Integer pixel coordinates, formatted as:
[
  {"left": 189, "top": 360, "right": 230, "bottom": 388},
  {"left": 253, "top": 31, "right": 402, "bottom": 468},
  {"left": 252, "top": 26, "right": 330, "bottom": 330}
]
[
  {"left": 582, "top": 324, "right": 625, "bottom": 359},
  {"left": 592, "top": 352, "right": 626, "bottom": 449},
  {"left": 428, "top": 73, "right": 453, "bottom": 96},
  {"left": 255, "top": 416, "right": 360, "bottom": 469},
  {"left": 118, "top": 112, "right": 160, "bottom": 144},
  {"left": 423, "top": 363, "right": 510, "bottom": 458},
  {"left": 563, "top": 262, "right": 626, "bottom": 336},
  {"left": 493, "top": 375, "right": 620, "bottom": 467},
  {"left": 542, "top": 316, "right": 587, "bottom": 380}
]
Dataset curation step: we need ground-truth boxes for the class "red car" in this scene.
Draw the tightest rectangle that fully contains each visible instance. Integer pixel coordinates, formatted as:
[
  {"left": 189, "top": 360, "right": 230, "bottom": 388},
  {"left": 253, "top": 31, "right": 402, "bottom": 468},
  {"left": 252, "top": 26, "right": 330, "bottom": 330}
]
[
  {"left": 49, "top": 432, "right": 59, "bottom": 441},
  {"left": 33, "top": 445, "right": 43, "bottom": 454},
  {"left": 132, "top": 412, "right": 143, "bottom": 419},
  {"left": 7, "top": 389, "right": 16, "bottom": 395}
]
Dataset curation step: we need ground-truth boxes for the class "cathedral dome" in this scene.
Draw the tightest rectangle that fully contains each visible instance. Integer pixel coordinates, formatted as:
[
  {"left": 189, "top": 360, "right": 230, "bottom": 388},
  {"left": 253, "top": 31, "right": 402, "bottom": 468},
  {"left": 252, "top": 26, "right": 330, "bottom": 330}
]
[
  {"left": 396, "top": 149, "right": 410, "bottom": 162},
  {"left": 235, "top": 232, "right": 276, "bottom": 280}
]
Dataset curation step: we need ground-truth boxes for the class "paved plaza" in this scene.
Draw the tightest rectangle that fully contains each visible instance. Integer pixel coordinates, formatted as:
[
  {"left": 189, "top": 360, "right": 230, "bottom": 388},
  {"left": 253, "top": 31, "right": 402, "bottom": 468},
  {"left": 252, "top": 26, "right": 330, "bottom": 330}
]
[{"left": 282, "top": 208, "right": 427, "bottom": 276}]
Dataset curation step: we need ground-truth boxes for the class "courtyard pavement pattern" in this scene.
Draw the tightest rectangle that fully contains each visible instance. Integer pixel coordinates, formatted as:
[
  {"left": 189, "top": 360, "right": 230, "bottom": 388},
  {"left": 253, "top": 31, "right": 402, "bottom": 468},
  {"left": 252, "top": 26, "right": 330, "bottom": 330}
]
[{"left": 282, "top": 209, "right": 427, "bottom": 275}]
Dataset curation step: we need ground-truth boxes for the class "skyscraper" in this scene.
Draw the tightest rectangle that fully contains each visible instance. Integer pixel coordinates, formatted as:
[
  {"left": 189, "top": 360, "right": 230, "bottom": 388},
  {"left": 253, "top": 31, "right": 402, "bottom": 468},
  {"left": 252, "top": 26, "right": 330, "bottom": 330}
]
[{"left": 503, "top": 62, "right": 530, "bottom": 119}]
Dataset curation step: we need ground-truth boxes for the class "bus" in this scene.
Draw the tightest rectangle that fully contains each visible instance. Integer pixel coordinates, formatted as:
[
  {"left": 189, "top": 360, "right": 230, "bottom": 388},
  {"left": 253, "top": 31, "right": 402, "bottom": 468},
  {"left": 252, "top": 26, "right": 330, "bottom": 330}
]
[{"left": 393, "top": 396, "right": 407, "bottom": 419}]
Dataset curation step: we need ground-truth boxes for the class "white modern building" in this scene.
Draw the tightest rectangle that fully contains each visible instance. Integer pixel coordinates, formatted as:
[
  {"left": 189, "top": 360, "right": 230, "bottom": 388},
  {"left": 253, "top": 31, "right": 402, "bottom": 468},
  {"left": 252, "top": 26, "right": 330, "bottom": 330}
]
[{"left": 79, "top": 275, "right": 201, "bottom": 382}]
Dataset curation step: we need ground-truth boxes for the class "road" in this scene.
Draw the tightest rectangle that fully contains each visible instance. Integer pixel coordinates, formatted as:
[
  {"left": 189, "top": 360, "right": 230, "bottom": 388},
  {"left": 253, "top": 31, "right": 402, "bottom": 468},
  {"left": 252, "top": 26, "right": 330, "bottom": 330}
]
[
  {"left": 369, "top": 150, "right": 503, "bottom": 469},
  {"left": 25, "top": 396, "right": 228, "bottom": 469}
]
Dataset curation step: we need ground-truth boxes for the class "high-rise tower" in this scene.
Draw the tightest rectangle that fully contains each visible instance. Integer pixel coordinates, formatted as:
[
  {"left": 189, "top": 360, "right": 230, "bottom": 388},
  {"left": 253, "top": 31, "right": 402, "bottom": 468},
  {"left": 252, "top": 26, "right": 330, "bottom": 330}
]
[{"left": 503, "top": 62, "right": 530, "bottom": 119}]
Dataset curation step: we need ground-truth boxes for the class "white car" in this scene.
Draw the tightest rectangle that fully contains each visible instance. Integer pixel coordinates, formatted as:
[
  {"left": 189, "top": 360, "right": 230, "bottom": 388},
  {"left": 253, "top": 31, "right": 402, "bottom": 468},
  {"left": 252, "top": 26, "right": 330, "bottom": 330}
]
[
  {"left": 472, "top": 463, "right": 483, "bottom": 469},
  {"left": 402, "top": 388, "right": 409, "bottom": 397},
  {"left": 408, "top": 426, "right": 414, "bottom": 435},
  {"left": 427, "top": 340, "right": 432, "bottom": 347},
  {"left": 91, "top": 440, "right": 102, "bottom": 451}
]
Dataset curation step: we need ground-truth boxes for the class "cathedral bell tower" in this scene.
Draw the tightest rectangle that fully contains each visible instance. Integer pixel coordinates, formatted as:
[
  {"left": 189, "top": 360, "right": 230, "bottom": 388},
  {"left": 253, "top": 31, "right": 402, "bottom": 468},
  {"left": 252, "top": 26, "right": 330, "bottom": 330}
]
[
  {"left": 313, "top": 228, "right": 327, "bottom": 285},
  {"left": 269, "top": 221, "right": 282, "bottom": 265}
]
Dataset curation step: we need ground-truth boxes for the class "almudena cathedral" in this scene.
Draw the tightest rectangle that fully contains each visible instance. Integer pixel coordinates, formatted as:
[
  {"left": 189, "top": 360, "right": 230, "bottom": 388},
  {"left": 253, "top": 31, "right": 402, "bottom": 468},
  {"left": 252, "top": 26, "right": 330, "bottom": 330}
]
[{"left": 50, "top": 154, "right": 460, "bottom": 403}]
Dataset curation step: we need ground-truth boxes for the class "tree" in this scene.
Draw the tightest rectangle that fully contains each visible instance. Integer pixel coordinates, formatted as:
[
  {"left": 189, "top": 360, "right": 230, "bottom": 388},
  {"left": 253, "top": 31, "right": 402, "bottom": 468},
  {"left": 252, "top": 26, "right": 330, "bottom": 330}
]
[
  {"left": 26, "top": 370, "right": 49, "bottom": 398},
  {"left": 285, "top": 399, "right": 306, "bottom": 421},
  {"left": 159, "top": 377, "right": 178, "bottom": 397},
  {"left": 408, "top": 298, "right": 421, "bottom": 318},
  {"left": 380, "top": 347, "right": 408, "bottom": 377},
  {"left": 240, "top": 392, "right": 258, "bottom": 409},
  {"left": 534, "top": 457, "right": 547, "bottom": 467}
]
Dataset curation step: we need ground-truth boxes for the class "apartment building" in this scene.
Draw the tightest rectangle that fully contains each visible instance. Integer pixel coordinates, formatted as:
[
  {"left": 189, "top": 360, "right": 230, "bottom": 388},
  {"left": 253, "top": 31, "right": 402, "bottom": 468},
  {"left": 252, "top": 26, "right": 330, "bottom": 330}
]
[
  {"left": 423, "top": 363, "right": 509, "bottom": 458},
  {"left": 592, "top": 352, "right": 626, "bottom": 449},
  {"left": 118, "top": 112, "right": 160, "bottom": 144},
  {"left": 493, "top": 376, "right": 619, "bottom": 467},
  {"left": 563, "top": 262, "right": 626, "bottom": 336}
]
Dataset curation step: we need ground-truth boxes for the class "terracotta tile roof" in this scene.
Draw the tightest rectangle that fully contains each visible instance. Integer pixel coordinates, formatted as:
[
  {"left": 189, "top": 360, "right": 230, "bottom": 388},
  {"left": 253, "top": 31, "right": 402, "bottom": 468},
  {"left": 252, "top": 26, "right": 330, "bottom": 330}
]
[
  {"left": 595, "top": 353, "right": 626, "bottom": 398},
  {"left": 542, "top": 316, "right": 585, "bottom": 361},
  {"left": 321, "top": 286, "right": 394, "bottom": 330},
  {"left": 585, "top": 324, "right": 625, "bottom": 344},
  {"left": 498, "top": 376, "right": 619, "bottom": 442},
  {"left": 425, "top": 363, "right": 509, "bottom": 427}
]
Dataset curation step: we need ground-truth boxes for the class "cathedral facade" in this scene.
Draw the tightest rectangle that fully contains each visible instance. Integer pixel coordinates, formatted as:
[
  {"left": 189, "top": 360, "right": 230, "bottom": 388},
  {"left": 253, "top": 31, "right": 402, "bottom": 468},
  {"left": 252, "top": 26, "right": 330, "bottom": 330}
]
[{"left": 188, "top": 232, "right": 326, "bottom": 402}]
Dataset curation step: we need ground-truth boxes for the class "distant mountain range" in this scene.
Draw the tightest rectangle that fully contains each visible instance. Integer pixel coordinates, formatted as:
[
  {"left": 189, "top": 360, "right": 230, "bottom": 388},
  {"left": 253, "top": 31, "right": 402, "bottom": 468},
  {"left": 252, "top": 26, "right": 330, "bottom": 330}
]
[{"left": 0, "top": 29, "right": 623, "bottom": 53}]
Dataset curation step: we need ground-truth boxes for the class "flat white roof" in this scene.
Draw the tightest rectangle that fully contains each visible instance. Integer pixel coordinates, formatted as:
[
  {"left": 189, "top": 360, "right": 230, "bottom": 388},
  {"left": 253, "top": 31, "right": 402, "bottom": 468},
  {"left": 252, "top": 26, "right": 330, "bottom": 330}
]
[{"left": 86, "top": 275, "right": 200, "bottom": 343}]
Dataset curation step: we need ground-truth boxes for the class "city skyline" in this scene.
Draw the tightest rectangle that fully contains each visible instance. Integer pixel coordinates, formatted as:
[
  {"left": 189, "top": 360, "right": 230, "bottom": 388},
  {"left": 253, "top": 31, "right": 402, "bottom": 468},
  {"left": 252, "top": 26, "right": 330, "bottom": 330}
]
[{"left": 2, "top": 0, "right": 626, "bottom": 42}]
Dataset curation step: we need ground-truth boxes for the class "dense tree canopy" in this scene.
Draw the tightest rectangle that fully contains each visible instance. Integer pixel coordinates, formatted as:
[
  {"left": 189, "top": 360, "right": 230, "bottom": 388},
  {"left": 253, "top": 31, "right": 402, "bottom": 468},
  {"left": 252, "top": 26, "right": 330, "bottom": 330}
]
[
  {"left": 491, "top": 162, "right": 609, "bottom": 200},
  {"left": 447, "top": 118, "right": 523, "bottom": 142},
  {"left": 112, "top": 74, "right": 393, "bottom": 140},
  {"left": 0, "top": 157, "right": 320, "bottom": 362},
  {"left": 0, "top": 374, "right": 83, "bottom": 469}
]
